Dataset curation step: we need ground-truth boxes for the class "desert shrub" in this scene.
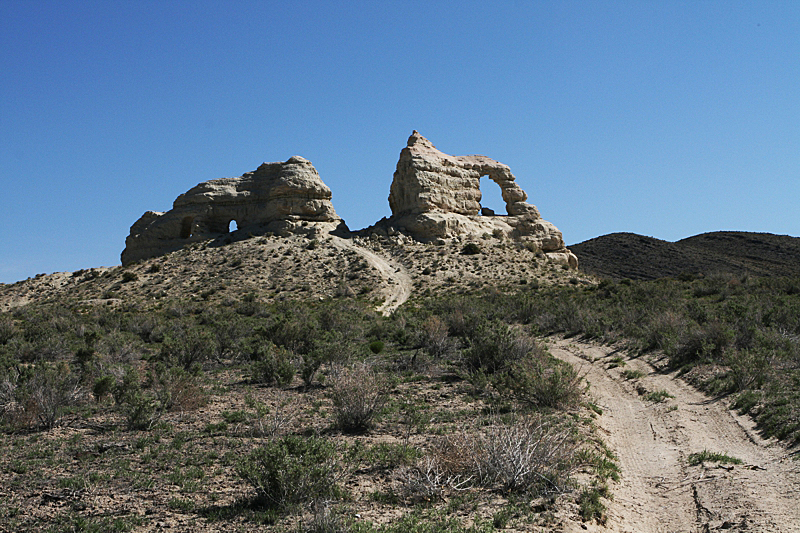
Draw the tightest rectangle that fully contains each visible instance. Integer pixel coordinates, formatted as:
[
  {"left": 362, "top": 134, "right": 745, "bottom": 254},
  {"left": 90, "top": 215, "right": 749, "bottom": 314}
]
[
  {"left": 300, "top": 350, "right": 325, "bottom": 387},
  {"left": 463, "top": 321, "right": 536, "bottom": 374},
  {"left": 96, "top": 330, "right": 145, "bottom": 364},
  {"left": 205, "top": 312, "right": 251, "bottom": 361},
  {"left": 687, "top": 450, "right": 742, "bottom": 466},
  {"left": 121, "top": 271, "right": 138, "bottom": 283},
  {"left": 499, "top": 354, "right": 585, "bottom": 410},
  {"left": 260, "top": 304, "right": 318, "bottom": 354},
  {"left": 0, "top": 317, "right": 15, "bottom": 345},
  {"left": 461, "top": 243, "right": 481, "bottom": 255},
  {"left": 298, "top": 334, "right": 354, "bottom": 387},
  {"left": 368, "top": 340, "right": 385, "bottom": 354},
  {"left": 0, "top": 362, "right": 85, "bottom": 430},
  {"left": 669, "top": 321, "right": 734, "bottom": 367},
  {"left": 327, "top": 363, "right": 387, "bottom": 432},
  {"left": 725, "top": 348, "right": 769, "bottom": 391},
  {"left": 146, "top": 363, "right": 207, "bottom": 411},
  {"left": 236, "top": 435, "right": 343, "bottom": 511},
  {"left": 113, "top": 366, "right": 160, "bottom": 430},
  {"left": 119, "top": 313, "right": 159, "bottom": 343},
  {"left": 250, "top": 343, "right": 295, "bottom": 386},
  {"left": 477, "top": 416, "right": 578, "bottom": 493},
  {"left": 159, "top": 321, "right": 216, "bottom": 369},
  {"left": 93, "top": 375, "right": 116, "bottom": 402},
  {"left": 578, "top": 484, "right": 609, "bottom": 524},
  {"left": 644, "top": 389, "right": 674, "bottom": 403},
  {"left": 418, "top": 315, "right": 456, "bottom": 358},
  {"left": 412, "top": 415, "right": 578, "bottom": 497}
]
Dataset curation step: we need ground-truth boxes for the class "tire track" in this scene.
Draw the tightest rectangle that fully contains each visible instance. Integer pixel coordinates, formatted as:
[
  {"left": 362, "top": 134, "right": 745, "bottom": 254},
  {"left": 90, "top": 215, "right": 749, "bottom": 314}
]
[
  {"left": 549, "top": 338, "right": 800, "bottom": 533},
  {"left": 329, "top": 236, "right": 412, "bottom": 315}
]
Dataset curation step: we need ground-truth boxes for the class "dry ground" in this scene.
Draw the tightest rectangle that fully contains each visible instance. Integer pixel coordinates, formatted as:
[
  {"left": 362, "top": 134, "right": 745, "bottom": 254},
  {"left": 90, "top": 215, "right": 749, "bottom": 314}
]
[
  {"left": 0, "top": 233, "right": 588, "bottom": 314},
  {"left": 549, "top": 337, "right": 800, "bottom": 533},
  {"left": 0, "top": 359, "right": 605, "bottom": 532}
]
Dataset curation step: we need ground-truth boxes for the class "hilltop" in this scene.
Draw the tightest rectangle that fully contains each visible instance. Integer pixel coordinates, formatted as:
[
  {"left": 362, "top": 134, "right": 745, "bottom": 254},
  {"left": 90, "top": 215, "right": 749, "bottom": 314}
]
[
  {"left": 570, "top": 231, "right": 800, "bottom": 280},
  {"left": 0, "top": 232, "right": 588, "bottom": 314}
]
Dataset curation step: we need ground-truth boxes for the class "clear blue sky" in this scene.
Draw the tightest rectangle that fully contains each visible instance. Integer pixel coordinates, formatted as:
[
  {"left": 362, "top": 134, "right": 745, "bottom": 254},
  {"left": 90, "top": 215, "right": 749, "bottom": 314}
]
[{"left": 2, "top": 0, "right": 798, "bottom": 283}]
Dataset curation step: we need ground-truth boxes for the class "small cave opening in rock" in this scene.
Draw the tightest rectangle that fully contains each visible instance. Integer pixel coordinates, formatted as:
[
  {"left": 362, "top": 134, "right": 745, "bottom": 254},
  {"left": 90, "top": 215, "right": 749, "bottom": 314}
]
[
  {"left": 228, "top": 220, "right": 239, "bottom": 233},
  {"left": 479, "top": 176, "right": 506, "bottom": 216},
  {"left": 180, "top": 216, "right": 194, "bottom": 239}
]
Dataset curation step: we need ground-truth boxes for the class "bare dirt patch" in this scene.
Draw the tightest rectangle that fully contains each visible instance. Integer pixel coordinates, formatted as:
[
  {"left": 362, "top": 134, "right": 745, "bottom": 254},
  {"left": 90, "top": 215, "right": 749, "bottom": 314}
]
[{"left": 548, "top": 337, "right": 800, "bottom": 533}]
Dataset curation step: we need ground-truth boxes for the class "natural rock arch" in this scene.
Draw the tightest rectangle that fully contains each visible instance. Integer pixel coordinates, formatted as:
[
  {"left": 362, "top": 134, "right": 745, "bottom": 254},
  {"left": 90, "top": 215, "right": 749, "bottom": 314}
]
[
  {"left": 380, "top": 131, "right": 577, "bottom": 269},
  {"left": 121, "top": 132, "right": 577, "bottom": 270}
]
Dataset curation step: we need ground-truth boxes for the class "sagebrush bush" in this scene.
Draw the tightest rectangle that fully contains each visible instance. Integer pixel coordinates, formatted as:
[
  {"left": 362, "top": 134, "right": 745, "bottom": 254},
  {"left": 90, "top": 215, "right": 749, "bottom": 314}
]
[
  {"left": 419, "top": 315, "right": 455, "bottom": 358},
  {"left": 477, "top": 416, "right": 578, "bottom": 494},
  {"left": 368, "top": 340, "right": 385, "bottom": 354},
  {"left": 159, "top": 321, "right": 216, "bottom": 370},
  {"left": 114, "top": 366, "right": 160, "bottom": 430},
  {"left": 0, "top": 316, "right": 15, "bottom": 345},
  {"left": 464, "top": 321, "right": 537, "bottom": 374},
  {"left": 236, "top": 435, "right": 342, "bottom": 511},
  {"left": 327, "top": 363, "right": 387, "bottom": 432},
  {"left": 0, "top": 362, "right": 85, "bottom": 430},
  {"left": 499, "top": 354, "right": 585, "bottom": 410},
  {"left": 146, "top": 363, "right": 207, "bottom": 412},
  {"left": 250, "top": 343, "right": 295, "bottom": 386},
  {"left": 410, "top": 415, "right": 578, "bottom": 497},
  {"left": 461, "top": 243, "right": 481, "bottom": 255}
]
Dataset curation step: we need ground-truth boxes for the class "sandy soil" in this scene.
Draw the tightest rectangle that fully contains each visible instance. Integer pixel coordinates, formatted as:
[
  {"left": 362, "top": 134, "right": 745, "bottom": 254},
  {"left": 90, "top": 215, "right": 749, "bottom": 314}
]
[
  {"left": 329, "top": 236, "right": 412, "bottom": 315},
  {"left": 548, "top": 337, "right": 800, "bottom": 533}
]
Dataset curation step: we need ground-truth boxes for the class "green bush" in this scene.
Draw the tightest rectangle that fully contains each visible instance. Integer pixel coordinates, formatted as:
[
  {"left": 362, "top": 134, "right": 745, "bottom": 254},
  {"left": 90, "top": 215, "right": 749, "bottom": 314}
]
[
  {"left": 113, "top": 366, "right": 161, "bottom": 430},
  {"left": 687, "top": 450, "right": 742, "bottom": 466},
  {"left": 93, "top": 375, "right": 116, "bottom": 402},
  {"left": 0, "top": 317, "right": 15, "bottom": 345},
  {"left": 500, "top": 355, "right": 585, "bottom": 410},
  {"left": 250, "top": 343, "right": 295, "bottom": 386},
  {"left": 159, "top": 322, "right": 216, "bottom": 370},
  {"left": 146, "top": 363, "right": 207, "bottom": 411},
  {"left": 368, "top": 340, "right": 385, "bottom": 354},
  {"left": 236, "top": 435, "right": 342, "bottom": 511},
  {"left": 1, "top": 362, "right": 85, "bottom": 430},
  {"left": 578, "top": 484, "right": 609, "bottom": 524},
  {"left": 464, "top": 321, "right": 536, "bottom": 374},
  {"left": 460, "top": 243, "right": 481, "bottom": 255}
]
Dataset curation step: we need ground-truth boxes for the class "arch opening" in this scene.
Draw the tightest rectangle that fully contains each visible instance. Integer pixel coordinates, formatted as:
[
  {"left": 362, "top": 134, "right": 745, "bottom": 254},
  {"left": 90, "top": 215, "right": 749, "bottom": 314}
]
[
  {"left": 228, "top": 220, "right": 239, "bottom": 233},
  {"left": 180, "top": 216, "right": 194, "bottom": 239},
  {"left": 478, "top": 176, "right": 506, "bottom": 216}
]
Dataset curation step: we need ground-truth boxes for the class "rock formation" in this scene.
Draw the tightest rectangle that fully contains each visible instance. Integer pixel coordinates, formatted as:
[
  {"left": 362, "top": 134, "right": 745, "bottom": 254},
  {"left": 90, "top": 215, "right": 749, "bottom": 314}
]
[
  {"left": 121, "top": 156, "right": 347, "bottom": 265},
  {"left": 377, "top": 132, "right": 577, "bottom": 268},
  {"left": 121, "top": 133, "right": 576, "bottom": 270}
]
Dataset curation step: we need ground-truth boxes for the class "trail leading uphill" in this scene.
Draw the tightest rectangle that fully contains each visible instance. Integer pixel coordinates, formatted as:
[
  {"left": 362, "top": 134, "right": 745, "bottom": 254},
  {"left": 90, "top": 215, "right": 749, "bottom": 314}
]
[
  {"left": 329, "top": 236, "right": 412, "bottom": 316},
  {"left": 548, "top": 338, "right": 800, "bottom": 533}
]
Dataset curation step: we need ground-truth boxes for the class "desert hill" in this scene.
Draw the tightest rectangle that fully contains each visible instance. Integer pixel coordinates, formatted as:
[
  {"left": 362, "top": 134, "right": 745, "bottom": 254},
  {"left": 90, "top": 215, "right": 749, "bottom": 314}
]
[
  {"left": 0, "top": 232, "right": 587, "bottom": 314},
  {"left": 2, "top": 131, "right": 587, "bottom": 313},
  {"left": 570, "top": 231, "right": 800, "bottom": 280}
]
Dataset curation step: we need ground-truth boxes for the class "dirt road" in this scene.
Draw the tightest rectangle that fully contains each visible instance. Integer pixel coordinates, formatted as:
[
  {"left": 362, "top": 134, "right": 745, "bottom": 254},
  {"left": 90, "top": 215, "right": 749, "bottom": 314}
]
[
  {"left": 329, "top": 237, "right": 412, "bottom": 316},
  {"left": 548, "top": 338, "right": 800, "bottom": 533}
]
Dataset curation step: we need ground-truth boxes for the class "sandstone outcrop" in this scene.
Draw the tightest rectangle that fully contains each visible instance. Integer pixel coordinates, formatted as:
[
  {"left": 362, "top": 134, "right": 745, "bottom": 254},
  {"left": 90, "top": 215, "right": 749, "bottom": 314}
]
[
  {"left": 376, "top": 132, "right": 577, "bottom": 268},
  {"left": 121, "top": 156, "right": 347, "bottom": 265}
]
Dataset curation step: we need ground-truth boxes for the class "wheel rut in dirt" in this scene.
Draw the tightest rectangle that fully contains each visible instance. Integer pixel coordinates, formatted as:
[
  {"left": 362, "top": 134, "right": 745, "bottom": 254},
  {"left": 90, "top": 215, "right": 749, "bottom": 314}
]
[
  {"left": 548, "top": 338, "right": 800, "bottom": 533},
  {"left": 329, "top": 236, "right": 412, "bottom": 316}
]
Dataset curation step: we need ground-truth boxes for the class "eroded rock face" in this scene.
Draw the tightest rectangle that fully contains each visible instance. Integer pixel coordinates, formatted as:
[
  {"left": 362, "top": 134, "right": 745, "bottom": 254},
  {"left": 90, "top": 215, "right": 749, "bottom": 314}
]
[
  {"left": 121, "top": 156, "right": 347, "bottom": 265},
  {"left": 382, "top": 132, "right": 577, "bottom": 268},
  {"left": 389, "top": 131, "right": 539, "bottom": 218}
]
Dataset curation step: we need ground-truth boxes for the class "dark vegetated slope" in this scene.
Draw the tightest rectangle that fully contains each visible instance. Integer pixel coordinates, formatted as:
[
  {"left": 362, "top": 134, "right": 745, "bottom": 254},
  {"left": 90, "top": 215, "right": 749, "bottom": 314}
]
[{"left": 571, "top": 231, "right": 800, "bottom": 280}]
